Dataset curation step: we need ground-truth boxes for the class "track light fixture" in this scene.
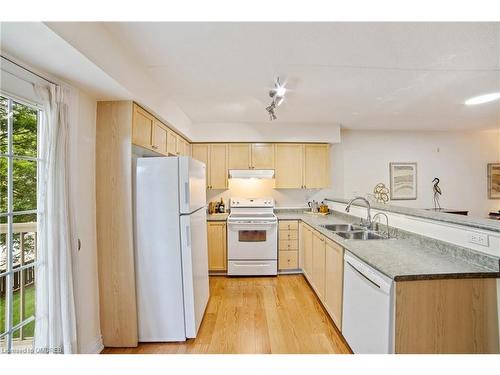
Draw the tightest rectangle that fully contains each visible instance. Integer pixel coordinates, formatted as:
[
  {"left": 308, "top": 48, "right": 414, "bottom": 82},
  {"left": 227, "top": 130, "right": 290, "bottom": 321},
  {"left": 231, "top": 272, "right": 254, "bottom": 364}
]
[{"left": 265, "top": 77, "right": 287, "bottom": 121}]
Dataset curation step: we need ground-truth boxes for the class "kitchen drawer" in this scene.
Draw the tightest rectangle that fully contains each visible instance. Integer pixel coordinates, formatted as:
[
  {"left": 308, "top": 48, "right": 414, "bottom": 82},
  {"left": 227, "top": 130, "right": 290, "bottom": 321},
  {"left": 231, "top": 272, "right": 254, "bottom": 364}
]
[
  {"left": 279, "top": 230, "right": 298, "bottom": 241},
  {"left": 279, "top": 239, "right": 298, "bottom": 250},
  {"left": 279, "top": 250, "right": 299, "bottom": 270},
  {"left": 279, "top": 220, "right": 299, "bottom": 231}
]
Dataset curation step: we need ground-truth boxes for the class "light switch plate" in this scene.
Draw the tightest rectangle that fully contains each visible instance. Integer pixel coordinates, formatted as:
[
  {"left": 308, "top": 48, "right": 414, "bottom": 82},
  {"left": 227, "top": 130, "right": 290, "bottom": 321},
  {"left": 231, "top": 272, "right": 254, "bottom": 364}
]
[{"left": 468, "top": 232, "right": 489, "bottom": 247}]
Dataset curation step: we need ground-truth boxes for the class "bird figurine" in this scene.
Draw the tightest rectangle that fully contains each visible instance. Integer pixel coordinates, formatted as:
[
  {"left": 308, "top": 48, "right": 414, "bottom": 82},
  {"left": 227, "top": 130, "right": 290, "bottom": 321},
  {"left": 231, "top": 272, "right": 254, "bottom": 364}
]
[{"left": 432, "top": 177, "right": 442, "bottom": 210}]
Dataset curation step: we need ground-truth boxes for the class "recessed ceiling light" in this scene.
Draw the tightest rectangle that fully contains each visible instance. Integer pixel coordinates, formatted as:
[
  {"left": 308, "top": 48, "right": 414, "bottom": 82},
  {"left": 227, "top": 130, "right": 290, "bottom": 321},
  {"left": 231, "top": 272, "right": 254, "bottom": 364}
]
[{"left": 465, "top": 92, "right": 500, "bottom": 106}]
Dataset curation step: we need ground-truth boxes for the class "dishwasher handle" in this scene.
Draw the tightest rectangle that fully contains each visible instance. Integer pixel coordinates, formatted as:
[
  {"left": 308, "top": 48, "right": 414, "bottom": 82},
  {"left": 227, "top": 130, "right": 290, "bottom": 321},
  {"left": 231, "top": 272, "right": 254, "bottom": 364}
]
[
  {"left": 344, "top": 253, "right": 393, "bottom": 294},
  {"left": 346, "top": 261, "right": 381, "bottom": 289}
]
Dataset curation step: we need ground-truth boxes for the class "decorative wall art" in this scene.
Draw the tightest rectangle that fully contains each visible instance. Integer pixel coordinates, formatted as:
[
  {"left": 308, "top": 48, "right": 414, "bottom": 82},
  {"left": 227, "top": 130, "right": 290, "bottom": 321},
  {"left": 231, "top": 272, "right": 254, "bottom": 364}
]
[
  {"left": 487, "top": 163, "right": 500, "bottom": 199},
  {"left": 432, "top": 177, "right": 442, "bottom": 209},
  {"left": 373, "top": 183, "right": 390, "bottom": 203},
  {"left": 389, "top": 162, "right": 417, "bottom": 200}
]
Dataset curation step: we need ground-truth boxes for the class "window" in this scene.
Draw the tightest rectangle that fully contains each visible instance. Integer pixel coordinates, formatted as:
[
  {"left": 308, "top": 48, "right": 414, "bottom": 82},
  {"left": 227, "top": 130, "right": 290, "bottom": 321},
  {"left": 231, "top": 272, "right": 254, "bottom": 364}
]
[{"left": 0, "top": 94, "right": 39, "bottom": 353}]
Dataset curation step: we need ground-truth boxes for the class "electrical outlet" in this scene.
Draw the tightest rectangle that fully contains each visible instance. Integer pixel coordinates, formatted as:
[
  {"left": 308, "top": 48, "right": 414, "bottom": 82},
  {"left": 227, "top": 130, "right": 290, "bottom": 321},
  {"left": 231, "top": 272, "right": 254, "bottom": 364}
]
[{"left": 468, "top": 232, "right": 489, "bottom": 247}]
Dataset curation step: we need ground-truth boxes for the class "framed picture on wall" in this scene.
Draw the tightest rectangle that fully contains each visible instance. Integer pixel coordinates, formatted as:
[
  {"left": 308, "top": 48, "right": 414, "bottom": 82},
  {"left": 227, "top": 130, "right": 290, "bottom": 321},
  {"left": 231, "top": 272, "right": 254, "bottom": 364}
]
[
  {"left": 389, "top": 162, "right": 417, "bottom": 200},
  {"left": 488, "top": 163, "right": 500, "bottom": 199}
]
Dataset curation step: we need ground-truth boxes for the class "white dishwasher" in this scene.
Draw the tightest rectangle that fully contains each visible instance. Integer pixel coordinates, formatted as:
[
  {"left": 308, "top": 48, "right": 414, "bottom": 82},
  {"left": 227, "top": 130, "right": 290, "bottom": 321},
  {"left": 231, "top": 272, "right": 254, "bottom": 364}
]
[{"left": 342, "top": 251, "right": 394, "bottom": 354}]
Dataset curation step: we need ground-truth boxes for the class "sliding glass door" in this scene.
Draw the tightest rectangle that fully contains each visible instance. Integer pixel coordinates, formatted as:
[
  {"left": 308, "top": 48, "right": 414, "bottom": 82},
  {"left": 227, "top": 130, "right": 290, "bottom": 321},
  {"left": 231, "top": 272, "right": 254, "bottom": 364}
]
[{"left": 0, "top": 94, "right": 39, "bottom": 353}]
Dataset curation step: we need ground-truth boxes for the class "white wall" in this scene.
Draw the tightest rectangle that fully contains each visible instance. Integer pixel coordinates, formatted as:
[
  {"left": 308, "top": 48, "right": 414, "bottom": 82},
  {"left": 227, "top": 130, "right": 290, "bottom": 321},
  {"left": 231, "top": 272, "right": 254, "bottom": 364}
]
[
  {"left": 69, "top": 90, "right": 102, "bottom": 354},
  {"left": 192, "top": 122, "right": 341, "bottom": 143},
  {"left": 329, "top": 129, "right": 500, "bottom": 218}
]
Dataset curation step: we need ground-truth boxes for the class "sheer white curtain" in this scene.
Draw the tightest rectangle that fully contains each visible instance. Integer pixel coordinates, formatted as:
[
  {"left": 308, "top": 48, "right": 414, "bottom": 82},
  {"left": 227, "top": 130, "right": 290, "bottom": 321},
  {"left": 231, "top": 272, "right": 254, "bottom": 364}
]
[{"left": 34, "top": 83, "right": 77, "bottom": 354}]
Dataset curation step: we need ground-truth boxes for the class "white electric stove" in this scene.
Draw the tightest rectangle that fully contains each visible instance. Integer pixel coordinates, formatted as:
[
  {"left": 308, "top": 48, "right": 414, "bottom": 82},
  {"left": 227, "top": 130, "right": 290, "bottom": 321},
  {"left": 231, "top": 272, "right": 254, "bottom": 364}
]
[{"left": 227, "top": 198, "right": 278, "bottom": 276}]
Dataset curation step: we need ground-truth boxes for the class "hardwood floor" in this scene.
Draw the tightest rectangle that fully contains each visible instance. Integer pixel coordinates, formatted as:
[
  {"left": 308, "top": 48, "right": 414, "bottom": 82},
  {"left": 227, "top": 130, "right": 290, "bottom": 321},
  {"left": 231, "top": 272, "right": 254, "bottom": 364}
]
[{"left": 103, "top": 274, "right": 352, "bottom": 354}]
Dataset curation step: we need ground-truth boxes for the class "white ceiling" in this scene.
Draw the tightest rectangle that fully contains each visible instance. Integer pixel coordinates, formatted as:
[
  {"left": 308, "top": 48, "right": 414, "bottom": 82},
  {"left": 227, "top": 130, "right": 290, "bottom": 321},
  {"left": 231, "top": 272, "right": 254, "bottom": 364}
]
[
  {"left": 102, "top": 22, "right": 500, "bottom": 131},
  {"left": 0, "top": 22, "right": 131, "bottom": 100}
]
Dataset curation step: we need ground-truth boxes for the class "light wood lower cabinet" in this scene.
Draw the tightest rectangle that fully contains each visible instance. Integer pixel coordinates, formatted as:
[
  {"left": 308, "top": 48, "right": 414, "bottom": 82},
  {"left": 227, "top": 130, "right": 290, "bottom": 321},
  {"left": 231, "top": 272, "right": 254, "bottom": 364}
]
[
  {"left": 301, "top": 224, "right": 313, "bottom": 279},
  {"left": 324, "top": 239, "right": 344, "bottom": 330},
  {"left": 395, "top": 278, "right": 499, "bottom": 353},
  {"left": 279, "top": 251, "right": 298, "bottom": 270},
  {"left": 207, "top": 221, "right": 227, "bottom": 272},
  {"left": 312, "top": 231, "right": 326, "bottom": 299},
  {"left": 278, "top": 220, "right": 299, "bottom": 271},
  {"left": 300, "top": 222, "right": 343, "bottom": 332}
]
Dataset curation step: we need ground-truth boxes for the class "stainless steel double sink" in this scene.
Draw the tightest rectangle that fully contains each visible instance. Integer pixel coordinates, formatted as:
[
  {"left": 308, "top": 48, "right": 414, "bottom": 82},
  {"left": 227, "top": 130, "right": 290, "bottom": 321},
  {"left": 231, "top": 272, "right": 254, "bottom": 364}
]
[{"left": 320, "top": 223, "right": 389, "bottom": 240}]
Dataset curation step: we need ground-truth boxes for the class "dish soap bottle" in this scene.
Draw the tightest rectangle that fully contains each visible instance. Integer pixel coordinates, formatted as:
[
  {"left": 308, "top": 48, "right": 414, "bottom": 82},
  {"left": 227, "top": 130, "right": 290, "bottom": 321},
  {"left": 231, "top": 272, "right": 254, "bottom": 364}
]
[{"left": 218, "top": 198, "right": 225, "bottom": 213}]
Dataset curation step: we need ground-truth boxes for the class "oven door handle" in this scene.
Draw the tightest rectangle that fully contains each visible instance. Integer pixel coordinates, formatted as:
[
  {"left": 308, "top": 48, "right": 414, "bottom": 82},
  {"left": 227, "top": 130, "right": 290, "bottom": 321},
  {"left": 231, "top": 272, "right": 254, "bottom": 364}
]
[
  {"left": 228, "top": 221, "right": 277, "bottom": 225},
  {"left": 227, "top": 223, "right": 277, "bottom": 231}
]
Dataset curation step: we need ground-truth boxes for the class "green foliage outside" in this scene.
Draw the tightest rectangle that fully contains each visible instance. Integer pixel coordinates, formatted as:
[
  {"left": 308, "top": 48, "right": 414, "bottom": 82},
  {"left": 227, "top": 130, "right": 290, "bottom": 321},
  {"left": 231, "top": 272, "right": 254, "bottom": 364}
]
[
  {"left": 0, "top": 285, "right": 35, "bottom": 338},
  {"left": 1, "top": 96, "right": 38, "bottom": 223},
  {"left": 1, "top": 96, "right": 38, "bottom": 341}
]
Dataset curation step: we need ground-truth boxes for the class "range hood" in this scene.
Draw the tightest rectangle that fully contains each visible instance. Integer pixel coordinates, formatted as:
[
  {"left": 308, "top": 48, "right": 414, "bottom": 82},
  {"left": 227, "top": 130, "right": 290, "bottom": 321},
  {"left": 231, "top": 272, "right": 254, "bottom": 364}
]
[{"left": 229, "top": 169, "right": 275, "bottom": 179}]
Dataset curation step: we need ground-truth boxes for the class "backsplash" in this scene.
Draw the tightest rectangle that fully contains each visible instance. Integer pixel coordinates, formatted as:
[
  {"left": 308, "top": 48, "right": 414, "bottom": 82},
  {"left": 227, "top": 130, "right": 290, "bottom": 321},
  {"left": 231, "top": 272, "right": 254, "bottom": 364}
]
[{"left": 207, "top": 178, "right": 330, "bottom": 208}]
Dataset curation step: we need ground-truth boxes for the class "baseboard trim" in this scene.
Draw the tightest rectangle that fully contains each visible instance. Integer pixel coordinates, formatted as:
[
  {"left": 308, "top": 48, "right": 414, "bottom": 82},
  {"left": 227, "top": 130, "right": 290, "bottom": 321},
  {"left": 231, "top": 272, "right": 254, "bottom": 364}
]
[{"left": 79, "top": 335, "right": 104, "bottom": 354}]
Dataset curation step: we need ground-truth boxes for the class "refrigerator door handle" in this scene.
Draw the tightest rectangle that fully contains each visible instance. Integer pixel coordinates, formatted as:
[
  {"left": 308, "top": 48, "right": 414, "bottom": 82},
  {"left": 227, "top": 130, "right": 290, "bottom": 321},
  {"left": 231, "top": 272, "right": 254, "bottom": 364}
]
[
  {"left": 186, "top": 224, "right": 191, "bottom": 247},
  {"left": 185, "top": 182, "right": 190, "bottom": 205}
]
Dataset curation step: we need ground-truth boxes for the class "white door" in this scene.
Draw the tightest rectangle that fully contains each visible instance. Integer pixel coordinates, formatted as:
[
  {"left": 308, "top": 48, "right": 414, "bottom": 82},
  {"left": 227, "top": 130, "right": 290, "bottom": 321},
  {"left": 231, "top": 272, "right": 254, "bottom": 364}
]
[
  {"left": 179, "top": 157, "right": 207, "bottom": 214},
  {"left": 180, "top": 208, "right": 210, "bottom": 338}
]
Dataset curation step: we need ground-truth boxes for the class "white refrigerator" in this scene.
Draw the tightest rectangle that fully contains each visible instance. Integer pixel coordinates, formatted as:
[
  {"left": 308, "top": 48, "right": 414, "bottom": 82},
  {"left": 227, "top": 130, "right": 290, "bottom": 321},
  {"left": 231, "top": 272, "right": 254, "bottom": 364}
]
[{"left": 134, "top": 156, "right": 209, "bottom": 342}]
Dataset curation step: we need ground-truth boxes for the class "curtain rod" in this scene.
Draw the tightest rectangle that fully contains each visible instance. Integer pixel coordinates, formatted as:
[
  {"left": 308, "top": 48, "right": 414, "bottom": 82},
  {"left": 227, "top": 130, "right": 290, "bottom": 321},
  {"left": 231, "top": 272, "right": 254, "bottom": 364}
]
[{"left": 1, "top": 55, "right": 57, "bottom": 86}]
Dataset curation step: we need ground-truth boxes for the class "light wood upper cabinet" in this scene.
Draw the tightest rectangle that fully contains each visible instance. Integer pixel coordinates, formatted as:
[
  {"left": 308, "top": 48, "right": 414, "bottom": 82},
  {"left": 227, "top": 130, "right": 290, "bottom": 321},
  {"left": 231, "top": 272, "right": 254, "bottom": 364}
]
[
  {"left": 304, "top": 144, "right": 330, "bottom": 188},
  {"left": 324, "top": 239, "right": 344, "bottom": 330},
  {"left": 274, "top": 144, "right": 304, "bottom": 188},
  {"left": 192, "top": 144, "right": 210, "bottom": 187},
  {"left": 132, "top": 104, "right": 154, "bottom": 150},
  {"left": 228, "top": 143, "right": 275, "bottom": 170},
  {"left": 193, "top": 142, "right": 328, "bottom": 190},
  {"left": 151, "top": 120, "right": 168, "bottom": 154},
  {"left": 192, "top": 144, "right": 209, "bottom": 165},
  {"left": 176, "top": 136, "right": 190, "bottom": 156},
  {"left": 192, "top": 144, "right": 228, "bottom": 190},
  {"left": 312, "top": 231, "right": 326, "bottom": 299},
  {"left": 167, "top": 129, "right": 177, "bottom": 155},
  {"left": 228, "top": 144, "right": 251, "bottom": 169},
  {"left": 207, "top": 222, "right": 227, "bottom": 272},
  {"left": 251, "top": 143, "right": 275, "bottom": 169},
  {"left": 209, "top": 144, "right": 228, "bottom": 189}
]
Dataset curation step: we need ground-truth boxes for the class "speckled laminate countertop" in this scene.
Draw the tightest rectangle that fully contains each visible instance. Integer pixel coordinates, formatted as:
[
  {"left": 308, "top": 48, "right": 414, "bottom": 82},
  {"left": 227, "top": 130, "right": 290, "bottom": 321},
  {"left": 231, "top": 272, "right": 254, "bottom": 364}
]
[{"left": 276, "top": 212, "right": 500, "bottom": 281}]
